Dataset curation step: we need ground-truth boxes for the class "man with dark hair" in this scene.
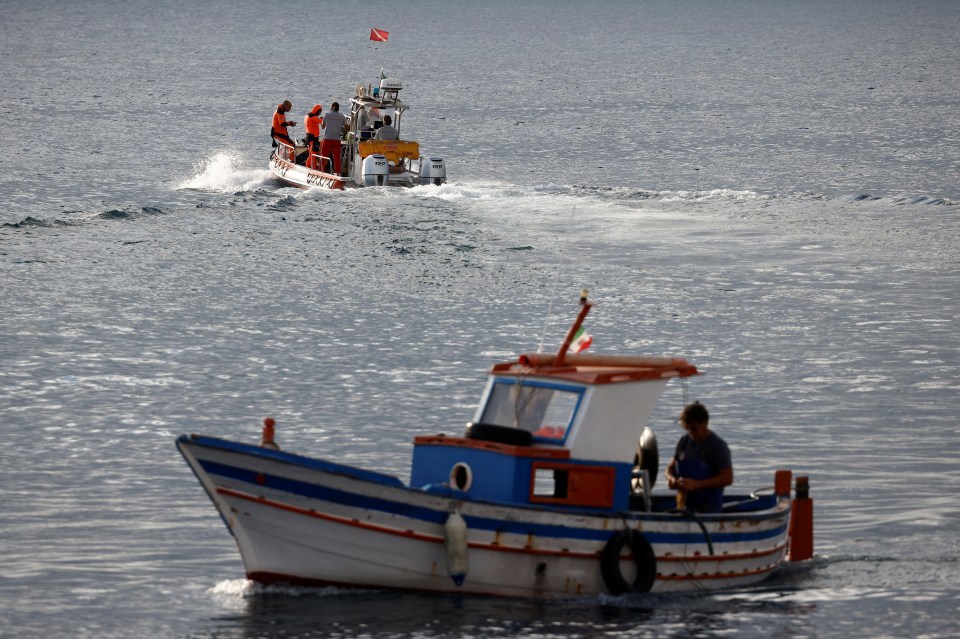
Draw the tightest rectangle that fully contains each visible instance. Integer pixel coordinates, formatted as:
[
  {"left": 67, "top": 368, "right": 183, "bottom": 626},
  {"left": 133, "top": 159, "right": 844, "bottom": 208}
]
[
  {"left": 271, "top": 100, "right": 296, "bottom": 152},
  {"left": 319, "top": 101, "right": 348, "bottom": 174},
  {"left": 374, "top": 114, "right": 399, "bottom": 140},
  {"left": 664, "top": 401, "right": 733, "bottom": 513}
]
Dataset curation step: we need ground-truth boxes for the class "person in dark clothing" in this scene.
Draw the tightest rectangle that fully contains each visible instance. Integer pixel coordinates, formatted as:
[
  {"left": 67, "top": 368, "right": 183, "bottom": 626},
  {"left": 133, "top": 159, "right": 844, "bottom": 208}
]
[{"left": 665, "top": 402, "right": 733, "bottom": 513}]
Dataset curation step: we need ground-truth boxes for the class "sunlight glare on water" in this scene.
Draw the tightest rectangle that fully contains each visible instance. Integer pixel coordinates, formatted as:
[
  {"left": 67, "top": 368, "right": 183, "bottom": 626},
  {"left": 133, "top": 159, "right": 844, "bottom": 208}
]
[{"left": 1, "top": 0, "right": 959, "bottom": 638}]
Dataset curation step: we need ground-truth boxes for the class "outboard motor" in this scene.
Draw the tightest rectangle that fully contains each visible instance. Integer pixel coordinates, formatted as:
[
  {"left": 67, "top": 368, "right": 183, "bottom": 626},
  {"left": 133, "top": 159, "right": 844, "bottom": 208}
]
[
  {"left": 419, "top": 157, "right": 446, "bottom": 186},
  {"left": 361, "top": 154, "right": 390, "bottom": 186}
]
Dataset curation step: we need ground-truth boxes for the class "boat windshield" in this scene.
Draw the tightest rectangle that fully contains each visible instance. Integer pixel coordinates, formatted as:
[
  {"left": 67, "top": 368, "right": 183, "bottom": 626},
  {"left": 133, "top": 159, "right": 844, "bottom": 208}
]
[{"left": 479, "top": 380, "right": 582, "bottom": 442}]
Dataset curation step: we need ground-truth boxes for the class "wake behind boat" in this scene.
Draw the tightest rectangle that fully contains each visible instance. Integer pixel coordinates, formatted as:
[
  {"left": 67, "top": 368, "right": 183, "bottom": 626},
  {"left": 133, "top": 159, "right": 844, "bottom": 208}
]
[
  {"left": 177, "top": 293, "right": 813, "bottom": 598},
  {"left": 269, "top": 72, "right": 447, "bottom": 190}
]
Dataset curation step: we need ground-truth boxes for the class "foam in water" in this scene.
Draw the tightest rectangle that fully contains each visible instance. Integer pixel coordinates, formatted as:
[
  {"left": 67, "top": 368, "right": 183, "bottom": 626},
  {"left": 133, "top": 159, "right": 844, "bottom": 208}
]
[
  {"left": 209, "top": 579, "right": 367, "bottom": 600},
  {"left": 177, "top": 151, "right": 272, "bottom": 192}
]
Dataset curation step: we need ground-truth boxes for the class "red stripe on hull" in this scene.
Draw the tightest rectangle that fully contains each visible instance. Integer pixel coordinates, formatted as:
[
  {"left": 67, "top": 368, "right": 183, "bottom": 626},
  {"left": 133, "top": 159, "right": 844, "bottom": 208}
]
[{"left": 218, "top": 486, "right": 786, "bottom": 566}]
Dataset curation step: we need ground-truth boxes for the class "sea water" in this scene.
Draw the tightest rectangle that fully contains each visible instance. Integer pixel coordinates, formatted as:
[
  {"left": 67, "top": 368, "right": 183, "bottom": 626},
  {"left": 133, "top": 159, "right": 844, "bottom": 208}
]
[{"left": 1, "top": 0, "right": 958, "bottom": 637}]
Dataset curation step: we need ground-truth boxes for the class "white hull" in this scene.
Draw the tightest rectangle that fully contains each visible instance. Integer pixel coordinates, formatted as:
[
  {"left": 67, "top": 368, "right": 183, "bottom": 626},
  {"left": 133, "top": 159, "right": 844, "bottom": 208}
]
[
  {"left": 269, "top": 147, "right": 429, "bottom": 190},
  {"left": 179, "top": 435, "right": 791, "bottom": 598},
  {"left": 269, "top": 152, "right": 347, "bottom": 190}
]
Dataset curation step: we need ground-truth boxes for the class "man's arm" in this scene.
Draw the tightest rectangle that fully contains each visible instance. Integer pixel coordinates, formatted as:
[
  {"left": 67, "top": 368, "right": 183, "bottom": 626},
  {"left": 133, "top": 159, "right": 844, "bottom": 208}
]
[
  {"left": 677, "top": 466, "right": 733, "bottom": 492},
  {"left": 665, "top": 456, "right": 680, "bottom": 489}
]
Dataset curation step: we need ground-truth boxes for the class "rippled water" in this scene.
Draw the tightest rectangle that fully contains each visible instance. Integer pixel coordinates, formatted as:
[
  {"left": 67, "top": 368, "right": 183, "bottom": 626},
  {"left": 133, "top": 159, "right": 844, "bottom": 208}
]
[{"left": 2, "top": 1, "right": 959, "bottom": 638}]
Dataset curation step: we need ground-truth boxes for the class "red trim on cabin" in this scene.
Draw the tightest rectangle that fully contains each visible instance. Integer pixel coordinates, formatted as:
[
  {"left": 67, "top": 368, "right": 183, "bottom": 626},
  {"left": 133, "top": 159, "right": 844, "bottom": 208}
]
[
  {"left": 413, "top": 435, "right": 570, "bottom": 459},
  {"left": 490, "top": 354, "right": 699, "bottom": 385},
  {"left": 528, "top": 462, "right": 616, "bottom": 509}
]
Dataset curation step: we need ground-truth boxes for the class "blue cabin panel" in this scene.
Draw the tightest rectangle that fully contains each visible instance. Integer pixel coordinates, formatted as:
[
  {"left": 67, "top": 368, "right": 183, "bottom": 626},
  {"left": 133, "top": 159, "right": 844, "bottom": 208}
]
[{"left": 411, "top": 436, "right": 633, "bottom": 510}]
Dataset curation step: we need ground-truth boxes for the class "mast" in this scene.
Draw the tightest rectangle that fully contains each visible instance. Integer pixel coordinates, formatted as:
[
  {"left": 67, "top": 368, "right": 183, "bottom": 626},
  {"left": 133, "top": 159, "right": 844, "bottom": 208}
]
[{"left": 552, "top": 290, "right": 592, "bottom": 367}]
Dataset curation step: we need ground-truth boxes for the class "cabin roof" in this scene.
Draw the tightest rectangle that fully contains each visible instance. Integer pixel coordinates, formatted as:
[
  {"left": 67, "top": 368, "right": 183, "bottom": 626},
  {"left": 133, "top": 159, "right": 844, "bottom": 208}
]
[{"left": 490, "top": 352, "right": 699, "bottom": 385}]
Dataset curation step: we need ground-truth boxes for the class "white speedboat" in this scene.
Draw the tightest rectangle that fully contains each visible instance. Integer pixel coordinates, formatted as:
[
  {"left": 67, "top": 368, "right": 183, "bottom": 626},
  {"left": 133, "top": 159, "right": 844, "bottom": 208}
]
[
  {"left": 177, "top": 293, "right": 813, "bottom": 598},
  {"left": 269, "top": 73, "right": 446, "bottom": 190}
]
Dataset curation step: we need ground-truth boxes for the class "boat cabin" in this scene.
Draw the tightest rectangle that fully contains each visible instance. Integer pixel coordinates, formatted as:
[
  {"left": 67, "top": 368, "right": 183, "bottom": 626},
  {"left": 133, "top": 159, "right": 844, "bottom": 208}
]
[{"left": 410, "top": 352, "right": 699, "bottom": 512}]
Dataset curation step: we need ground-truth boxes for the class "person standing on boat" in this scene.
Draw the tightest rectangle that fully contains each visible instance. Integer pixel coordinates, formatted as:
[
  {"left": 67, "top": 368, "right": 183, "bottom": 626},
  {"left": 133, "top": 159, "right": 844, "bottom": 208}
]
[
  {"left": 319, "top": 101, "right": 348, "bottom": 174},
  {"left": 271, "top": 100, "right": 296, "bottom": 153},
  {"left": 304, "top": 104, "right": 323, "bottom": 169},
  {"left": 665, "top": 401, "right": 733, "bottom": 513},
  {"left": 356, "top": 105, "right": 370, "bottom": 137},
  {"left": 374, "top": 114, "right": 399, "bottom": 140}
]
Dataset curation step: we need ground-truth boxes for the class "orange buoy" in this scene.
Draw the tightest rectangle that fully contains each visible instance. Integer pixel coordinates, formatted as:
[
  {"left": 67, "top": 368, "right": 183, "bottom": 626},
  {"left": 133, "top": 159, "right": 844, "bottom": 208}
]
[
  {"left": 787, "top": 475, "right": 813, "bottom": 561},
  {"left": 775, "top": 469, "right": 792, "bottom": 496},
  {"left": 260, "top": 417, "right": 279, "bottom": 450}
]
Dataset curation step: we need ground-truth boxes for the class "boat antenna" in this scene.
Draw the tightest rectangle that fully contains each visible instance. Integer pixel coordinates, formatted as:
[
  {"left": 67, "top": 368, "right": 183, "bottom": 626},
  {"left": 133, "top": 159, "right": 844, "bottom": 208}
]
[
  {"left": 536, "top": 294, "right": 556, "bottom": 354},
  {"left": 552, "top": 290, "right": 592, "bottom": 367},
  {"left": 537, "top": 207, "right": 576, "bottom": 353}
]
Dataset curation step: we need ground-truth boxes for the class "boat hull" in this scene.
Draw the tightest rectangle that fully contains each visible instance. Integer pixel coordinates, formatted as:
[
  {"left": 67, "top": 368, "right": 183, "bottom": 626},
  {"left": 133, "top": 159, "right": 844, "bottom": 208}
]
[
  {"left": 178, "top": 434, "right": 791, "bottom": 598},
  {"left": 269, "top": 153, "right": 346, "bottom": 190},
  {"left": 268, "top": 147, "right": 424, "bottom": 190}
]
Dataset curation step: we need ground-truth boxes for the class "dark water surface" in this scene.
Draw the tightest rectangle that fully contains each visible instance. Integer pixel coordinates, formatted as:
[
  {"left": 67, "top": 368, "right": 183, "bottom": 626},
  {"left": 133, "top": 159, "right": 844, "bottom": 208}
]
[{"left": 2, "top": 1, "right": 959, "bottom": 638}]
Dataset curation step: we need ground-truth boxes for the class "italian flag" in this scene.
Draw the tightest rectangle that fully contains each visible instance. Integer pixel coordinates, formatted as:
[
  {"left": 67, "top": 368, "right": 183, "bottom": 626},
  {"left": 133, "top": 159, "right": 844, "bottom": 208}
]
[{"left": 571, "top": 326, "right": 593, "bottom": 353}]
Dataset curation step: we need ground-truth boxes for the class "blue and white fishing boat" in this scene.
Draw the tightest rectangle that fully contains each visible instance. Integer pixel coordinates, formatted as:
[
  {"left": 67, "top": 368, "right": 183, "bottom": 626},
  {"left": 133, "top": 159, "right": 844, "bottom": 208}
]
[{"left": 177, "top": 293, "right": 813, "bottom": 598}]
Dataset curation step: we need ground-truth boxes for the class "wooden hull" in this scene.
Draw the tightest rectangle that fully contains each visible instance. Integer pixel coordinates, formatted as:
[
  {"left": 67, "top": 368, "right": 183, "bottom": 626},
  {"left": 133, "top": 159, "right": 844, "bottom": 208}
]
[{"left": 178, "top": 435, "right": 791, "bottom": 598}]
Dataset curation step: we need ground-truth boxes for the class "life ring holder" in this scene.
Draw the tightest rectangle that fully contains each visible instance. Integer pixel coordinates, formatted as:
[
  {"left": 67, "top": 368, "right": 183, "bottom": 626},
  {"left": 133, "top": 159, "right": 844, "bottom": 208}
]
[{"left": 599, "top": 528, "right": 657, "bottom": 594}]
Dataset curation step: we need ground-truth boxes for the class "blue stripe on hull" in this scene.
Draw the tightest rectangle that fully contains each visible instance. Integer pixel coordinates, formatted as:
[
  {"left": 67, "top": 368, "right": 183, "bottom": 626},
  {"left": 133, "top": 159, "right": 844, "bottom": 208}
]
[
  {"left": 196, "top": 454, "right": 788, "bottom": 546},
  {"left": 181, "top": 434, "right": 404, "bottom": 487}
]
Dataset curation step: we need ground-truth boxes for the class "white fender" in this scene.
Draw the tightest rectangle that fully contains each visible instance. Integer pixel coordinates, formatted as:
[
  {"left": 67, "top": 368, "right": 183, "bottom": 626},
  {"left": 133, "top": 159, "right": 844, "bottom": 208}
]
[{"left": 444, "top": 511, "right": 469, "bottom": 586}]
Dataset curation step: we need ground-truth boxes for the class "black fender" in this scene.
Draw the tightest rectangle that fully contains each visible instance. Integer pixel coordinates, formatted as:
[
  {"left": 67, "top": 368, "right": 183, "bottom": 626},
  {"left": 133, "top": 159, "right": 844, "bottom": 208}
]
[
  {"left": 463, "top": 422, "right": 533, "bottom": 447},
  {"left": 600, "top": 529, "right": 657, "bottom": 594}
]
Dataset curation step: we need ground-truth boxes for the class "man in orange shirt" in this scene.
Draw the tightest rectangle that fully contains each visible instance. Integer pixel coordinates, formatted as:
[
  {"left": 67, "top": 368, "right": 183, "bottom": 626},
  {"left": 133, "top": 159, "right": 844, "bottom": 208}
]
[
  {"left": 303, "top": 104, "right": 323, "bottom": 169},
  {"left": 271, "top": 101, "right": 296, "bottom": 158}
]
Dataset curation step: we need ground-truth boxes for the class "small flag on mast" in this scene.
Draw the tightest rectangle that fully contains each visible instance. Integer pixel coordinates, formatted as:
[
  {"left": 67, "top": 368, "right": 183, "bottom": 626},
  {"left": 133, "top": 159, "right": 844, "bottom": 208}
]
[
  {"left": 370, "top": 28, "right": 389, "bottom": 42},
  {"left": 571, "top": 327, "right": 593, "bottom": 354}
]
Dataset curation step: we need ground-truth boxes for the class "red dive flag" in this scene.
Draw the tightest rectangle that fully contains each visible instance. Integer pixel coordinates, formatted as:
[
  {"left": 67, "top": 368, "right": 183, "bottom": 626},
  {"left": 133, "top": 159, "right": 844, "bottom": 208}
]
[{"left": 370, "top": 28, "right": 389, "bottom": 42}]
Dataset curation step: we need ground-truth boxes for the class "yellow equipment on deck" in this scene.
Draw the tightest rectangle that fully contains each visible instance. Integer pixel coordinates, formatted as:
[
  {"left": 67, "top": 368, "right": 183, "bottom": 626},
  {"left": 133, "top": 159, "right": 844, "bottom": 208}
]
[{"left": 358, "top": 140, "right": 420, "bottom": 167}]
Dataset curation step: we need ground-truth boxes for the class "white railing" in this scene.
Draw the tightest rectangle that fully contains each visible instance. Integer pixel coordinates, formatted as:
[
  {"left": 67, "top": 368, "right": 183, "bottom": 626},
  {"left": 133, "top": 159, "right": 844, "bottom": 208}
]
[
  {"left": 275, "top": 140, "right": 295, "bottom": 162},
  {"left": 276, "top": 140, "right": 338, "bottom": 174}
]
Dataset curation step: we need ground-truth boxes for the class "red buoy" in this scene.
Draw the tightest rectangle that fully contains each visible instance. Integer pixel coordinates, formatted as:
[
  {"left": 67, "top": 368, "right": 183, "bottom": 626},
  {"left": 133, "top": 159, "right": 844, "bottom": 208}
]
[{"left": 260, "top": 417, "right": 279, "bottom": 450}]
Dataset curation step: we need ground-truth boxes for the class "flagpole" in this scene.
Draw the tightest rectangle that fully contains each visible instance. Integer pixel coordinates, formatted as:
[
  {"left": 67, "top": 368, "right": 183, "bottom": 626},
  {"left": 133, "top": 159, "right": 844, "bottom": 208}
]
[{"left": 553, "top": 290, "right": 592, "bottom": 367}]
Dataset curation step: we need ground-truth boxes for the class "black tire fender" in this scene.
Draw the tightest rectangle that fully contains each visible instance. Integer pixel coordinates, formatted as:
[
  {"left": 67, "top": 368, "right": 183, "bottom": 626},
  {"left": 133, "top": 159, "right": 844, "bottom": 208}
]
[
  {"left": 463, "top": 422, "right": 533, "bottom": 447},
  {"left": 600, "top": 529, "right": 657, "bottom": 594}
]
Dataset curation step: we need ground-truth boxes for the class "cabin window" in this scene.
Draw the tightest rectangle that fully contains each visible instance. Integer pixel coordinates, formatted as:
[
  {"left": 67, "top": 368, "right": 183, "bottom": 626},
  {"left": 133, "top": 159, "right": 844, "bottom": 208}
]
[
  {"left": 532, "top": 467, "right": 568, "bottom": 498},
  {"left": 479, "top": 380, "right": 582, "bottom": 442}
]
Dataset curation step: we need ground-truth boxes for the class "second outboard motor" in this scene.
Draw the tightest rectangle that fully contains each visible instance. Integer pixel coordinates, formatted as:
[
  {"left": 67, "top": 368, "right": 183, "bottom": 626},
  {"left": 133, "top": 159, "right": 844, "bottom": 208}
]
[
  {"left": 361, "top": 154, "right": 390, "bottom": 186},
  {"left": 419, "top": 157, "right": 446, "bottom": 185}
]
